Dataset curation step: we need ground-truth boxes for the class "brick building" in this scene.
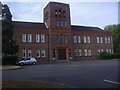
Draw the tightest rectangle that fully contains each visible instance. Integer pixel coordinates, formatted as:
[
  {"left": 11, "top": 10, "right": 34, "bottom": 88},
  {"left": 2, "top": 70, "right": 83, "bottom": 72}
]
[{"left": 13, "top": 2, "right": 113, "bottom": 62}]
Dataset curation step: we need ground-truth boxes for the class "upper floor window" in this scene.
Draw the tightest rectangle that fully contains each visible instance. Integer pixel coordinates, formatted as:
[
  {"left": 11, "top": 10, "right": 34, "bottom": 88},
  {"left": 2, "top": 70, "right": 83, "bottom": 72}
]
[
  {"left": 84, "top": 36, "right": 87, "bottom": 43},
  {"left": 87, "top": 36, "right": 90, "bottom": 43},
  {"left": 105, "top": 37, "right": 107, "bottom": 43},
  {"left": 22, "top": 34, "right": 26, "bottom": 42},
  {"left": 100, "top": 37, "right": 103, "bottom": 43},
  {"left": 97, "top": 37, "right": 99, "bottom": 43},
  {"left": 108, "top": 37, "right": 110, "bottom": 43},
  {"left": 74, "top": 36, "right": 77, "bottom": 43},
  {"left": 78, "top": 36, "right": 81, "bottom": 43},
  {"left": 65, "top": 36, "right": 67, "bottom": 44},
  {"left": 28, "top": 34, "right": 32, "bottom": 42},
  {"left": 36, "top": 34, "right": 40, "bottom": 42},
  {"left": 41, "top": 34, "right": 45, "bottom": 43}
]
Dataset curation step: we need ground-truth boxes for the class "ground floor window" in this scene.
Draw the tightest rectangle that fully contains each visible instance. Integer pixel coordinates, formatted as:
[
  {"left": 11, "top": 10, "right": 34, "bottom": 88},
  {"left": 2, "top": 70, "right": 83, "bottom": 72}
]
[
  {"left": 28, "top": 49, "right": 32, "bottom": 57},
  {"left": 74, "top": 49, "right": 78, "bottom": 56},
  {"left": 22, "top": 49, "right": 26, "bottom": 58},
  {"left": 88, "top": 49, "right": 91, "bottom": 56},
  {"left": 36, "top": 50, "right": 40, "bottom": 58},
  {"left": 78, "top": 49, "right": 82, "bottom": 56},
  {"left": 41, "top": 49, "right": 45, "bottom": 57},
  {"left": 84, "top": 49, "right": 87, "bottom": 56}
]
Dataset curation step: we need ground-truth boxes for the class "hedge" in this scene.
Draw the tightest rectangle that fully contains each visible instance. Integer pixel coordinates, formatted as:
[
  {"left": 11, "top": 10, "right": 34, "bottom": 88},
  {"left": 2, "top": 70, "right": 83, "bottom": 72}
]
[
  {"left": 100, "top": 52, "right": 120, "bottom": 60},
  {"left": 2, "top": 55, "right": 18, "bottom": 65}
]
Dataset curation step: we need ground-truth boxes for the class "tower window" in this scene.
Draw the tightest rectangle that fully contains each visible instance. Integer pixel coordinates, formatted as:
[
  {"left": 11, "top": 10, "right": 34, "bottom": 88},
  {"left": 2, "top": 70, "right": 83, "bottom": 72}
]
[{"left": 59, "top": 9, "right": 62, "bottom": 14}]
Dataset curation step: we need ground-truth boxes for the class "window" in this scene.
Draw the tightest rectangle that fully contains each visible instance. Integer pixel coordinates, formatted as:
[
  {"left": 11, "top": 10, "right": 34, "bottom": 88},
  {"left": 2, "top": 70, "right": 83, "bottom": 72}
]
[
  {"left": 78, "top": 36, "right": 81, "bottom": 43},
  {"left": 100, "top": 37, "right": 103, "bottom": 43},
  {"left": 55, "top": 10, "right": 58, "bottom": 14},
  {"left": 36, "top": 34, "right": 40, "bottom": 42},
  {"left": 64, "top": 21, "right": 67, "bottom": 26},
  {"left": 41, "top": 34, "right": 45, "bottom": 43},
  {"left": 65, "top": 36, "right": 67, "bottom": 44},
  {"left": 84, "top": 49, "right": 87, "bottom": 56},
  {"left": 106, "top": 49, "right": 109, "bottom": 53},
  {"left": 74, "top": 49, "right": 78, "bottom": 56},
  {"left": 36, "top": 50, "right": 40, "bottom": 58},
  {"left": 88, "top": 49, "right": 91, "bottom": 56},
  {"left": 22, "top": 49, "right": 26, "bottom": 58},
  {"left": 74, "top": 36, "right": 77, "bottom": 43},
  {"left": 22, "top": 34, "right": 26, "bottom": 42},
  {"left": 28, "top": 34, "right": 32, "bottom": 42},
  {"left": 84, "top": 36, "right": 87, "bottom": 43},
  {"left": 41, "top": 49, "right": 45, "bottom": 57},
  {"left": 97, "top": 37, "right": 99, "bottom": 43},
  {"left": 88, "top": 36, "right": 90, "bottom": 43},
  {"left": 101, "top": 49, "right": 103, "bottom": 52},
  {"left": 56, "top": 21, "right": 59, "bottom": 26},
  {"left": 108, "top": 37, "right": 110, "bottom": 43},
  {"left": 105, "top": 37, "right": 107, "bottom": 43},
  {"left": 78, "top": 49, "right": 82, "bottom": 56},
  {"left": 28, "top": 49, "right": 32, "bottom": 57},
  {"left": 98, "top": 49, "right": 100, "bottom": 55},
  {"left": 109, "top": 49, "right": 111, "bottom": 53}
]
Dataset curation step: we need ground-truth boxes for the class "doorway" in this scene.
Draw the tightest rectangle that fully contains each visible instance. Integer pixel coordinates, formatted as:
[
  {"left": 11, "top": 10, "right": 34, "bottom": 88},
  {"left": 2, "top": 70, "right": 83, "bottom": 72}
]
[{"left": 58, "top": 48, "right": 66, "bottom": 60}]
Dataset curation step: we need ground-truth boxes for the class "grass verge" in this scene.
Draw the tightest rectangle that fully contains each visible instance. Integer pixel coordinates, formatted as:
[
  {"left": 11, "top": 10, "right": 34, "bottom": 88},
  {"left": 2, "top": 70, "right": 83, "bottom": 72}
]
[
  {"left": 2, "top": 65, "right": 22, "bottom": 70},
  {"left": 2, "top": 80, "right": 68, "bottom": 88}
]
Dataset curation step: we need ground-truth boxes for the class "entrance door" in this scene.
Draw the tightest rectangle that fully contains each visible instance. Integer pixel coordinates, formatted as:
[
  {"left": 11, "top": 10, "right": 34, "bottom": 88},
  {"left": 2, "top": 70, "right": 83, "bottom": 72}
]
[{"left": 58, "top": 48, "right": 66, "bottom": 60}]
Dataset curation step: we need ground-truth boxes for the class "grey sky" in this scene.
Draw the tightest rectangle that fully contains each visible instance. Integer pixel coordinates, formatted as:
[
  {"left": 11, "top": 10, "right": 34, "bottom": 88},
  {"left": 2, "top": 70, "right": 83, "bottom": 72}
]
[{"left": 2, "top": 1, "right": 118, "bottom": 29}]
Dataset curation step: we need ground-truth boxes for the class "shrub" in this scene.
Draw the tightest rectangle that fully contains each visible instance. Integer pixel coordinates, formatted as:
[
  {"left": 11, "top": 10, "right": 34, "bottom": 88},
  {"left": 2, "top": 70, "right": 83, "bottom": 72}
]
[
  {"left": 100, "top": 52, "right": 120, "bottom": 60},
  {"left": 2, "top": 55, "right": 18, "bottom": 65}
]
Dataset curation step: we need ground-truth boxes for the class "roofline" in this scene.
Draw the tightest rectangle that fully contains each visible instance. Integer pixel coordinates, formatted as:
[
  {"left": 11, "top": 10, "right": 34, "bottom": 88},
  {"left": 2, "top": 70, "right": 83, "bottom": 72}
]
[{"left": 12, "top": 21, "right": 44, "bottom": 24}]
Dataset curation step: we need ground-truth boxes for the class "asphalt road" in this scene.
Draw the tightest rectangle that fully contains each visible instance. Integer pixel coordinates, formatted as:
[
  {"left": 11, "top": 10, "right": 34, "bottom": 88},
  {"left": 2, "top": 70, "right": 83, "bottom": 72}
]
[{"left": 2, "top": 60, "right": 119, "bottom": 88}]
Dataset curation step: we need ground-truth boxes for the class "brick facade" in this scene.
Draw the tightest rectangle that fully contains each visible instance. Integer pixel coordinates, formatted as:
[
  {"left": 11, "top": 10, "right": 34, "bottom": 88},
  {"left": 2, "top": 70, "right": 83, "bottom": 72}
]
[{"left": 13, "top": 2, "right": 113, "bottom": 62}]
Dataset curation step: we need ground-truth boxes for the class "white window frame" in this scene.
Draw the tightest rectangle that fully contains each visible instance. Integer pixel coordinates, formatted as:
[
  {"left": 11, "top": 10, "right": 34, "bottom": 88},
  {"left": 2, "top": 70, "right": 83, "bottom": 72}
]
[
  {"left": 106, "top": 49, "right": 109, "bottom": 53},
  {"left": 28, "top": 49, "right": 32, "bottom": 57},
  {"left": 108, "top": 37, "right": 110, "bottom": 43},
  {"left": 100, "top": 37, "right": 103, "bottom": 43},
  {"left": 101, "top": 49, "right": 104, "bottom": 52},
  {"left": 78, "top": 49, "right": 82, "bottom": 56},
  {"left": 87, "top": 36, "right": 90, "bottom": 43},
  {"left": 105, "top": 37, "right": 107, "bottom": 43},
  {"left": 36, "top": 34, "right": 40, "bottom": 42},
  {"left": 28, "top": 34, "right": 32, "bottom": 42},
  {"left": 74, "top": 49, "right": 78, "bottom": 56},
  {"left": 36, "top": 50, "right": 40, "bottom": 58},
  {"left": 22, "top": 34, "right": 26, "bottom": 42},
  {"left": 88, "top": 49, "right": 91, "bottom": 56},
  {"left": 41, "top": 34, "right": 45, "bottom": 43},
  {"left": 84, "top": 36, "right": 87, "bottom": 43},
  {"left": 98, "top": 49, "right": 100, "bottom": 55},
  {"left": 109, "top": 49, "right": 111, "bottom": 53},
  {"left": 78, "top": 36, "right": 81, "bottom": 43},
  {"left": 74, "top": 36, "right": 77, "bottom": 43},
  {"left": 97, "top": 37, "right": 99, "bottom": 43},
  {"left": 84, "top": 49, "right": 87, "bottom": 56},
  {"left": 41, "top": 49, "right": 45, "bottom": 57},
  {"left": 22, "top": 49, "right": 26, "bottom": 58}
]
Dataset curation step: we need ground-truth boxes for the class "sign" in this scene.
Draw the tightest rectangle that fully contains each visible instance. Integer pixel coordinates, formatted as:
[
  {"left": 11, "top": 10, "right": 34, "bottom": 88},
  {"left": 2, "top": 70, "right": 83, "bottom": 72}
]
[
  {"left": 69, "top": 57, "right": 73, "bottom": 60},
  {"left": 52, "top": 58, "right": 56, "bottom": 60}
]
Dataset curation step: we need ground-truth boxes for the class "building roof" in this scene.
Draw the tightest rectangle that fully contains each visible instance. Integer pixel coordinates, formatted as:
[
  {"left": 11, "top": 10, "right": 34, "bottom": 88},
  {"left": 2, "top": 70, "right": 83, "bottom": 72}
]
[
  {"left": 13, "top": 21, "right": 48, "bottom": 29},
  {"left": 71, "top": 25, "right": 105, "bottom": 32}
]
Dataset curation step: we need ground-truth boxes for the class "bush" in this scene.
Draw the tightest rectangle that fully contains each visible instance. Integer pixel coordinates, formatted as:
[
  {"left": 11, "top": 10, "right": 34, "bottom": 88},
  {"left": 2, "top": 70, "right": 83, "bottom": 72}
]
[
  {"left": 2, "top": 55, "right": 18, "bottom": 65},
  {"left": 100, "top": 52, "right": 120, "bottom": 59}
]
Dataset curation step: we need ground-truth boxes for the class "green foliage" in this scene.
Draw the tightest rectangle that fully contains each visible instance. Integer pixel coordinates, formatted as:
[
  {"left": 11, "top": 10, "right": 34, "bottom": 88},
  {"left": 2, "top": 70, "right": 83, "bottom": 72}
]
[
  {"left": 2, "top": 55, "right": 18, "bottom": 65},
  {"left": 100, "top": 52, "right": 120, "bottom": 60},
  {"left": 2, "top": 4, "right": 18, "bottom": 55},
  {"left": 104, "top": 24, "right": 120, "bottom": 53}
]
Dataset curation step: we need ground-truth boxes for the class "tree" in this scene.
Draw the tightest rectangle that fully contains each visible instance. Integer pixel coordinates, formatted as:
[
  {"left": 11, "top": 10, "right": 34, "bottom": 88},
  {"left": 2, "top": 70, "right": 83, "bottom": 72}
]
[
  {"left": 104, "top": 24, "right": 120, "bottom": 53},
  {"left": 2, "top": 3, "right": 18, "bottom": 56}
]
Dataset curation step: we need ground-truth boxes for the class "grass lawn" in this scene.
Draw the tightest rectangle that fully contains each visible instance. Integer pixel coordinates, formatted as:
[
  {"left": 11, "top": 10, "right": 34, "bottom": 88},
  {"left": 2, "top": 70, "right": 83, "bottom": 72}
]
[{"left": 2, "top": 80, "right": 68, "bottom": 88}]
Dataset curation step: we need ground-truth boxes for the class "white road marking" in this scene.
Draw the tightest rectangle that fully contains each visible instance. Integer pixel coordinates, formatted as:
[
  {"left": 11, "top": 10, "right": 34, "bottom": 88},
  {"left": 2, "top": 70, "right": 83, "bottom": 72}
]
[{"left": 104, "top": 79, "right": 120, "bottom": 85}]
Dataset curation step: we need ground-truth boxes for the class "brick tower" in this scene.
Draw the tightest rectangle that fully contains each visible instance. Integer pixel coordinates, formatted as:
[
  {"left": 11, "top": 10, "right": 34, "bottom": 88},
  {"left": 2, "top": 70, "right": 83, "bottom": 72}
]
[{"left": 44, "top": 2, "right": 74, "bottom": 61}]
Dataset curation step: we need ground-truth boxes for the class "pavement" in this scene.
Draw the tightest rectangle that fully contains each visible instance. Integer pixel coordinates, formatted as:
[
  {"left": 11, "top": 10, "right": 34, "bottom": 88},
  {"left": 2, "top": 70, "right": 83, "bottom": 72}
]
[{"left": 2, "top": 60, "right": 120, "bottom": 88}]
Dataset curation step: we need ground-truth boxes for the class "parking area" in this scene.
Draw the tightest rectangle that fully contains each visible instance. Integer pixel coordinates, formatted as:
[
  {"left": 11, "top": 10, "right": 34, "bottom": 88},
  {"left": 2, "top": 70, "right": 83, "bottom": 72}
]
[{"left": 2, "top": 60, "right": 119, "bottom": 88}]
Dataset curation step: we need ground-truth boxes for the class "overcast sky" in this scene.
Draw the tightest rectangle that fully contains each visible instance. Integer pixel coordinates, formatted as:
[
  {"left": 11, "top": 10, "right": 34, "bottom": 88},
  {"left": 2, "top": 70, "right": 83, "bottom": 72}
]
[{"left": 2, "top": 0, "right": 118, "bottom": 29}]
